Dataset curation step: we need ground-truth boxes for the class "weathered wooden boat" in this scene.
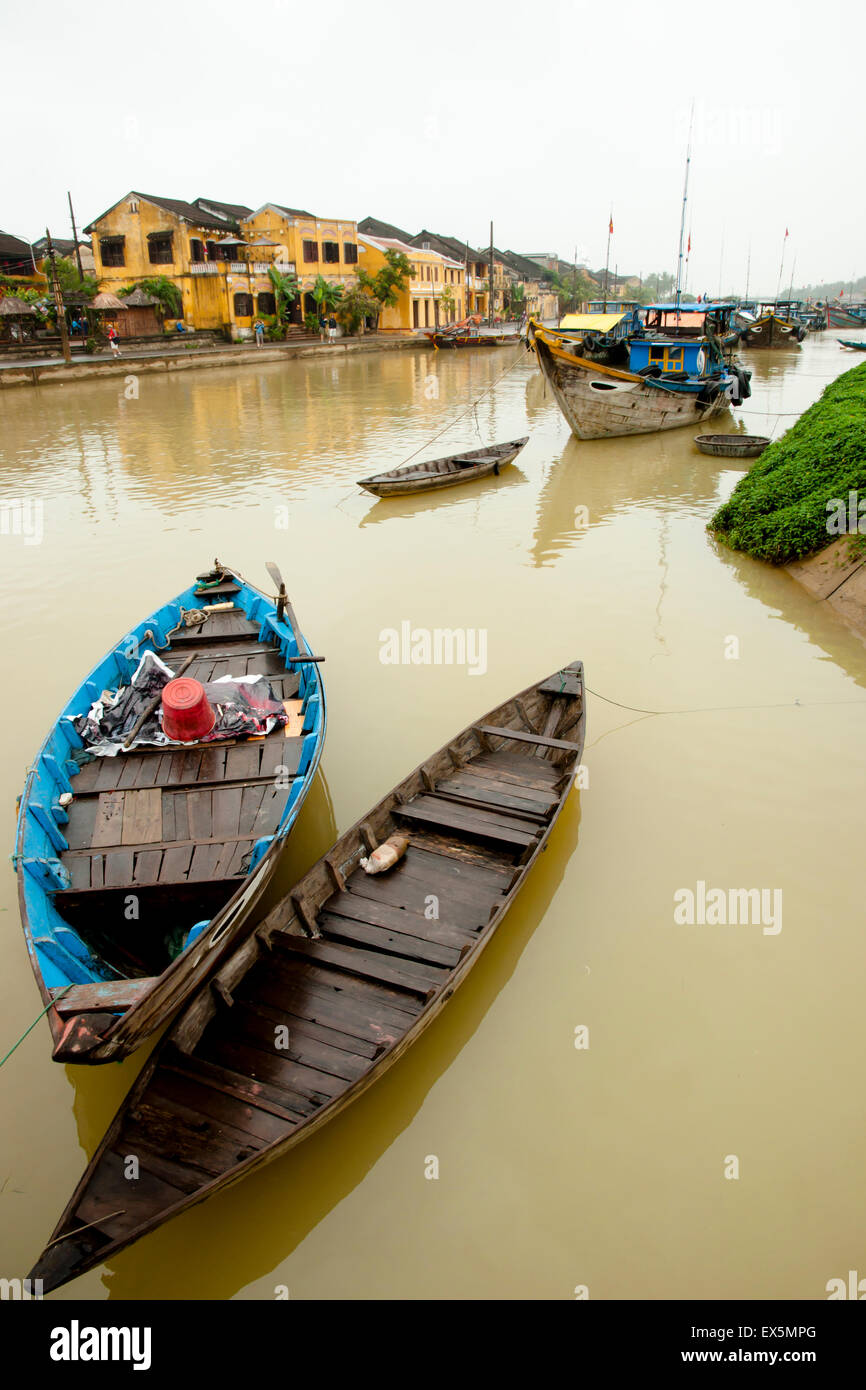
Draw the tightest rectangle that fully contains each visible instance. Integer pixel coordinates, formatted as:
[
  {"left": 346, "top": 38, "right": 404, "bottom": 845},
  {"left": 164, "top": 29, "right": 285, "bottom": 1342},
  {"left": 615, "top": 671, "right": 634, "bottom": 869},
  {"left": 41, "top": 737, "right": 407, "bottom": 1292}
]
[
  {"left": 825, "top": 304, "right": 863, "bottom": 329},
  {"left": 424, "top": 331, "right": 499, "bottom": 349},
  {"left": 739, "top": 302, "right": 806, "bottom": 347},
  {"left": 29, "top": 662, "right": 586, "bottom": 1293},
  {"left": 358, "top": 437, "right": 528, "bottom": 497},
  {"left": 837, "top": 338, "right": 866, "bottom": 351},
  {"left": 695, "top": 433, "right": 770, "bottom": 458},
  {"left": 14, "top": 561, "right": 326, "bottom": 1065},
  {"left": 529, "top": 321, "right": 747, "bottom": 440}
]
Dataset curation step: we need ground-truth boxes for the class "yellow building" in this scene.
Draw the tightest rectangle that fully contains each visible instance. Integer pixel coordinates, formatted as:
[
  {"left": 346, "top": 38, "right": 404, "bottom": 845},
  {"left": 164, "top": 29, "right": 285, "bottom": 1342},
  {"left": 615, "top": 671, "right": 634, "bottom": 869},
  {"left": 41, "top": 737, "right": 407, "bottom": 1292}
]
[
  {"left": 358, "top": 234, "right": 465, "bottom": 332},
  {"left": 240, "top": 204, "right": 360, "bottom": 324},
  {"left": 85, "top": 192, "right": 281, "bottom": 337}
]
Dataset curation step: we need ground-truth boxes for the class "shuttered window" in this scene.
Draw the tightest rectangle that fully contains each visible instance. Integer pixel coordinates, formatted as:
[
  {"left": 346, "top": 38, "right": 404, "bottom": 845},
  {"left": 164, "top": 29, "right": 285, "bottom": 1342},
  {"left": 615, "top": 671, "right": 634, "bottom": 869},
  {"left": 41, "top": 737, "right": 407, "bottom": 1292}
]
[
  {"left": 322, "top": 241, "right": 339, "bottom": 263},
  {"left": 233, "top": 293, "right": 254, "bottom": 316},
  {"left": 343, "top": 242, "right": 358, "bottom": 264},
  {"left": 100, "top": 238, "right": 125, "bottom": 267},
  {"left": 302, "top": 240, "right": 318, "bottom": 262},
  {"left": 257, "top": 293, "right": 276, "bottom": 314},
  {"left": 148, "top": 234, "right": 173, "bottom": 264}
]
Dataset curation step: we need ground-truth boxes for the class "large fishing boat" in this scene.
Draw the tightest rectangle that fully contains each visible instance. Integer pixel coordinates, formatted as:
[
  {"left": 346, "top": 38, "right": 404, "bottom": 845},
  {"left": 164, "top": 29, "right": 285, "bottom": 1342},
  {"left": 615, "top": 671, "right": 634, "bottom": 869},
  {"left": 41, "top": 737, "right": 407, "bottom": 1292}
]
[
  {"left": 738, "top": 301, "right": 807, "bottom": 347},
  {"left": 529, "top": 303, "right": 750, "bottom": 440},
  {"left": 824, "top": 302, "right": 864, "bottom": 329}
]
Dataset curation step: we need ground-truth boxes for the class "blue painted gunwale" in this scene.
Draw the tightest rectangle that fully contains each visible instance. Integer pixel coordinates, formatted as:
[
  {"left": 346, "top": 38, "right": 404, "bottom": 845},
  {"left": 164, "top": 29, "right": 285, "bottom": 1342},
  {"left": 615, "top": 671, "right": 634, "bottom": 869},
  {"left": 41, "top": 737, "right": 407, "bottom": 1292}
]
[{"left": 14, "top": 571, "right": 326, "bottom": 1012}]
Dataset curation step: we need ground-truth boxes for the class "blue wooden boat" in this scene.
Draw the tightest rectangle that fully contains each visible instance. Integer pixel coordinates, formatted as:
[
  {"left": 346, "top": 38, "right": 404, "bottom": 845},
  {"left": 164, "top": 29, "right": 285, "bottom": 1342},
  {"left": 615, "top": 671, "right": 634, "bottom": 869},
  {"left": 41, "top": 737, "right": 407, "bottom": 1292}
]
[
  {"left": 837, "top": 338, "right": 866, "bottom": 351},
  {"left": 14, "top": 560, "right": 326, "bottom": 1064}
]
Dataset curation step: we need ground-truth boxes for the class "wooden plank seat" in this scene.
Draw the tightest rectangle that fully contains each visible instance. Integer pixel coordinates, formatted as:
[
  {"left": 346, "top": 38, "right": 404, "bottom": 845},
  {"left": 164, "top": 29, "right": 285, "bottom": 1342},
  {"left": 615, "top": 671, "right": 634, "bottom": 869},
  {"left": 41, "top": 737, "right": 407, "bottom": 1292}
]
[
  {"left": 393, "top": 794, "right": 540, "bottom": 851},
  {"left": 477, "top": 724, "right": 583, "bottom": 754}
]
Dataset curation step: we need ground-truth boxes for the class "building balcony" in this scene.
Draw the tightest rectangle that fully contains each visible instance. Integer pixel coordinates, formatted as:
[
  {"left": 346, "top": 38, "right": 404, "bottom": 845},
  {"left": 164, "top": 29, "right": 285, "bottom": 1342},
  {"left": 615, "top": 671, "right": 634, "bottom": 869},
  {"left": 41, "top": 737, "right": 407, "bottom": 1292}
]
[{"left": 189, "top": 259, "right": 280, "bottom": 276}]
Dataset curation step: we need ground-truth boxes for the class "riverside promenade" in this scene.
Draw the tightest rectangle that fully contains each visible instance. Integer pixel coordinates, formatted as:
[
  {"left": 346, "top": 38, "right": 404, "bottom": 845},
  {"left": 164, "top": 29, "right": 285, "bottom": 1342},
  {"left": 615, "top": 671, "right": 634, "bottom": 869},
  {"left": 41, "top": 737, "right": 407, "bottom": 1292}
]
[{"left": 0, "top": 333, "right": 433, "bottom": 390}]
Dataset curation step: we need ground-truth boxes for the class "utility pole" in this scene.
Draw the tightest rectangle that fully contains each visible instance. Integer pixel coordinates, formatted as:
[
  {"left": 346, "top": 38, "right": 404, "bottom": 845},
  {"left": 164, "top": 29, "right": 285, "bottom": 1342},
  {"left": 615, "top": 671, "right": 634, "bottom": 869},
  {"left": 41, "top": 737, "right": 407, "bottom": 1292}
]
[
  {"left": 572, "top": 244, "right": 577, "bottom": 311},
  {"left": 67, "top": 191, "right": 84, "bottom": 282},
  {"left": 45, "top": 228, "right": 71, "bottom": 363},
  {"left": 488, "top": 221, "right": 494, "bottom": 327}
]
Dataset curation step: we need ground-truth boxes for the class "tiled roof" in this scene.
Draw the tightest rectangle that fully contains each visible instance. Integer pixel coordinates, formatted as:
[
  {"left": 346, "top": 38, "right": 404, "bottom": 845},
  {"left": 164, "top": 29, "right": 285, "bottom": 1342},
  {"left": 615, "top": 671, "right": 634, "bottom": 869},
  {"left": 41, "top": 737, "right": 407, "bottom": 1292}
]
[{"left": 359, "top": 215, "right": 415, "bottom": 242}]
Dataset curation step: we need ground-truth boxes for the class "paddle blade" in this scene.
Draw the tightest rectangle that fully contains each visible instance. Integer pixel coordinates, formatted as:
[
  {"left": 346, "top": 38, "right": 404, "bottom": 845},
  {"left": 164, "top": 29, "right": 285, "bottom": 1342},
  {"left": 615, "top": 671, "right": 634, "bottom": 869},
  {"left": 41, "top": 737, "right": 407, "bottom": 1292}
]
[{"left": 265, "top": 560, "right": 285, "bottom": 593}]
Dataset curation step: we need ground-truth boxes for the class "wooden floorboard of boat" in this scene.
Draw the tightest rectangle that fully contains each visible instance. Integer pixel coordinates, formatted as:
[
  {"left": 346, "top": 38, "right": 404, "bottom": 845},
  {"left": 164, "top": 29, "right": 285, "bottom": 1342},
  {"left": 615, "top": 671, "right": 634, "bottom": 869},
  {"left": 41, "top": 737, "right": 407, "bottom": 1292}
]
[
  {"left": 343, "top": 862, "right": 499, "bottom": 932},
  {"left": 321, "top": 889, "right": 474, "bottom": 950}
]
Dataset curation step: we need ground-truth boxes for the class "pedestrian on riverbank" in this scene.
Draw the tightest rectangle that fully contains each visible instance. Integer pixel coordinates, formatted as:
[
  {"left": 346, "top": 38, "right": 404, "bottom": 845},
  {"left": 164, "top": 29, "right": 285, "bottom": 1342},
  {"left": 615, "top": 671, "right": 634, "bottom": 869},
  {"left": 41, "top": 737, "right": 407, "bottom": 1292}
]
[
  {"left": 319, "top": 314, "right": 327, "bottom": 341},
  {"left": 107, "top": 325, "right": 120, "bottom": 357},
  {"left": 328, "top": 315, "right": 337, "bottom": 343},
  {"left": 254, "top": 318, "right": 264, "bottom": 347}
]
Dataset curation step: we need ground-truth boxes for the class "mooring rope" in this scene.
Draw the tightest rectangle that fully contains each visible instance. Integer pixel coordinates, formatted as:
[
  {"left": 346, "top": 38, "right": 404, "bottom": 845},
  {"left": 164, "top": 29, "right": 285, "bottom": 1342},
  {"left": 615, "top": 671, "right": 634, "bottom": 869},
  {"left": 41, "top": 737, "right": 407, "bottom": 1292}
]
[
  {"left": 394, "top": 346, "right": 528, "bottom": 470},
  {"left": 585, "top": 685, "right": 866, "bottom": 718},
  {"left": 0, "top": 986, "right": 72, "bottom": 1070}
]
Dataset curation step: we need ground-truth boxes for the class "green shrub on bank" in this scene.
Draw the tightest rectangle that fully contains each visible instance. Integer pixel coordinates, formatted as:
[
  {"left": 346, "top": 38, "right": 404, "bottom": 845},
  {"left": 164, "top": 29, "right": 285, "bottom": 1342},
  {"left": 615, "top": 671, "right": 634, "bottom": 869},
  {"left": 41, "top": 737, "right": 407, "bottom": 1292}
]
[{"left": 708, "top": 362, "right": 866, "bottom": 564}]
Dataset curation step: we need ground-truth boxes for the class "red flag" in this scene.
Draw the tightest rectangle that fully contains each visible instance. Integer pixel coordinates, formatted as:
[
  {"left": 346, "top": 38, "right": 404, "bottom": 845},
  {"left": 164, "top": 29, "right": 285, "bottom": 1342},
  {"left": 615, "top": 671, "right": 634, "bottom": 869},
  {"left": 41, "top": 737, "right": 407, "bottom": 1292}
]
[
  {"left": 608, "top": 215, "right": 613, "bottom": 235},
  {"left": 784, "top": 228, "right": 789, "bottom": 237},
  {"left": 687, "top": 233, "right": 691, "bottom": 254}
]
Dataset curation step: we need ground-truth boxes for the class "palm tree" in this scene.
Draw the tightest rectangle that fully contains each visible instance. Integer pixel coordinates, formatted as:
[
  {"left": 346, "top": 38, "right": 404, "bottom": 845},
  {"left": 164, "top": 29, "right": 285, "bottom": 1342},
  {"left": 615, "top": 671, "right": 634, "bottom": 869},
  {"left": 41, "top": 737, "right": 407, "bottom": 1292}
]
[
  {"left": 268, "top": 265, "right": 300, "bottom": 329},
  {"left": 312, "top": 275, "right": 344, "bottom": 323}
]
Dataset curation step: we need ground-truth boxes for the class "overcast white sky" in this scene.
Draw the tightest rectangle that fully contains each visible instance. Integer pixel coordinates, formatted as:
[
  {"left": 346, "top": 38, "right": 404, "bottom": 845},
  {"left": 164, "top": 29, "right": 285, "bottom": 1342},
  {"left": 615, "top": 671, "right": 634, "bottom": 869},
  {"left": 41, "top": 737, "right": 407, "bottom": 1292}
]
[{"left": 6, "top": 0, "right": 862, "bottom": 295}]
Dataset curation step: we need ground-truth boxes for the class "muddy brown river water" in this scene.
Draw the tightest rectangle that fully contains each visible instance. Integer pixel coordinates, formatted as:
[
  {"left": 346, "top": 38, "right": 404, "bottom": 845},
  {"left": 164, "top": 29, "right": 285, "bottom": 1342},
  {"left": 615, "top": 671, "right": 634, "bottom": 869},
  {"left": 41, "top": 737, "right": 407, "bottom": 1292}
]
[{"left": 1, "top": 332, "right": 864, "bottom": 1299}]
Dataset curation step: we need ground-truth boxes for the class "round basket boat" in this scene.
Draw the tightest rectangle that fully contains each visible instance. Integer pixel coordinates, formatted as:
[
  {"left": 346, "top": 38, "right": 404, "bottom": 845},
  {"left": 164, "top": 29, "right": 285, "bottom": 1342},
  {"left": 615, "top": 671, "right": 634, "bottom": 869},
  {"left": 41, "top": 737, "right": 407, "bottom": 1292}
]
[{"left": 694, "top": 433, "right": 770, "bottom": 459}]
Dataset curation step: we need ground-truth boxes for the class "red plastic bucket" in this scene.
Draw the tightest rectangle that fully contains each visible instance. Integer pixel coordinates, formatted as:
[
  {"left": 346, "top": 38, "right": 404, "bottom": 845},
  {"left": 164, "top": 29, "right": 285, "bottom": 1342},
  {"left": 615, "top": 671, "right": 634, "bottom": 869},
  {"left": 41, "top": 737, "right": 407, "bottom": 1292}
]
[{"left": 161, "top": 677, "right": 215, "bottom": 742}]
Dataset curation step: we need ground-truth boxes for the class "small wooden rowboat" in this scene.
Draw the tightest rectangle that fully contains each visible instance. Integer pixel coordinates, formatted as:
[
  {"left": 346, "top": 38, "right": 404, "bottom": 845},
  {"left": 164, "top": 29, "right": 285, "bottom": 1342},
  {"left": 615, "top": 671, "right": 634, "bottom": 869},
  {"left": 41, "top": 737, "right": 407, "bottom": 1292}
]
[
  {"left": 15, "top": 561, "right": 326, "bottom": 1064},
  {"left": 29, "top": 662, "right": 586, "bottom": 1293},
  {"left": 694, "top": 433, "right": 770, "bottom": 458},
  {"left": 837, "top": 339, "right": 866, "bottom": 351},
  {"left": 424, "top": 331, "right": 500, "bottom": 349},
  {"left": 358, "top": 437, "right": 528, "bottom": 497}
]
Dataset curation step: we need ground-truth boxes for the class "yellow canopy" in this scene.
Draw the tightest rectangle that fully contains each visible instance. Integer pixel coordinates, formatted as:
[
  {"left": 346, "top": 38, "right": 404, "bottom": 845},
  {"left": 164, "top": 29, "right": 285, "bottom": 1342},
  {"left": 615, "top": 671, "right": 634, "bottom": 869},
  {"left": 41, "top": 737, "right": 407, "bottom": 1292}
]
[{"left": 558, "top": 312, "right": 626, "bottom": 331}]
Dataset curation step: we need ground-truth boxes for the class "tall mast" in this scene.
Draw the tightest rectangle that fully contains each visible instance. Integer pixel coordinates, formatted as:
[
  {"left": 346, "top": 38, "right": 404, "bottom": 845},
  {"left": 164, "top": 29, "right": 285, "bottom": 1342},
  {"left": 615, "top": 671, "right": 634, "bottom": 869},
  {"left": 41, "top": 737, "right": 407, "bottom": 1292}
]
[
  {"left": 775, "top": 228, "right": 788, "bottom": 302},
  {"left": 675, "top": 102, "right": 694, "bottom": 322},
  {"left": 744, "top": 242, "right": 751, "bottom": 301},
  {"left": 603, "top": 211, "right": 612, "bottom": 312}
]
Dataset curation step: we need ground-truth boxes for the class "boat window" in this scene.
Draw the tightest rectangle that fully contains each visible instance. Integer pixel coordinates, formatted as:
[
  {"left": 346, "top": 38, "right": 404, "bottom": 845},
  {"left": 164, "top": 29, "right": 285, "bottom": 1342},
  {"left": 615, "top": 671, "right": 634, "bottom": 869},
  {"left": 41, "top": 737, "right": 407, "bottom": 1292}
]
[{"left": 590, "top": 381, "right": 618, "bottom": 391}]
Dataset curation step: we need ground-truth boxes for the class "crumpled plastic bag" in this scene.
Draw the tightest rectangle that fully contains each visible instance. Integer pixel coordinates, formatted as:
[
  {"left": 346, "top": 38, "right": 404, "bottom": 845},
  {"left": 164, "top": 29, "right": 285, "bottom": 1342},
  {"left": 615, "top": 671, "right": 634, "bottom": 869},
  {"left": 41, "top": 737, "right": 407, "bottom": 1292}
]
[{"left": 71, "top": 650, "right": 288, "bottom": 756}]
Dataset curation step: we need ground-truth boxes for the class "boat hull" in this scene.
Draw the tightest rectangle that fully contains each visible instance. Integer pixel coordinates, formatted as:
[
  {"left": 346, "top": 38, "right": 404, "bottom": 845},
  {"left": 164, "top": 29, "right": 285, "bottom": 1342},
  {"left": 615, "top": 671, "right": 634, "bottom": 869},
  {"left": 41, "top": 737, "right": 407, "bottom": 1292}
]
[
  {"left": 359, "top": 438, "right": 528, "bottom": 496},
  {"left": 424, "top": 333, "right": 499, "bottom": 348},
  {"left": 740, "top": 315, "right": 804, "bottom": 348},
  {"left": 29, "top": 663, "right": 586, "bottom": 1293},
  {"left": 826, "top": 307, "right": 863, "bottom": 329},
  {"left": 533, "top": 332, "right": 730, "bottom": 439}
]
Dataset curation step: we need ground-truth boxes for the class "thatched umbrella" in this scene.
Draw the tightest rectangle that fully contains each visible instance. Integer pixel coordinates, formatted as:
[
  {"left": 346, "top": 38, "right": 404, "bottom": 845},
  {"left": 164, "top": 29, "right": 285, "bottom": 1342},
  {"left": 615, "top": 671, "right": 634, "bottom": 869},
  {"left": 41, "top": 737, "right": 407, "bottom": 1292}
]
[
  {"left": 0, "top": 293, "right": 38, "bottom": 342},
  {"left": 0, "top": 294, "right": 37, "bottom": 316},
  {"left": 92, "top": 292, "right": 127, "bottom": 310},
  {"left": 120, "top": 287, "right": 159, "bottom": 308}
]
